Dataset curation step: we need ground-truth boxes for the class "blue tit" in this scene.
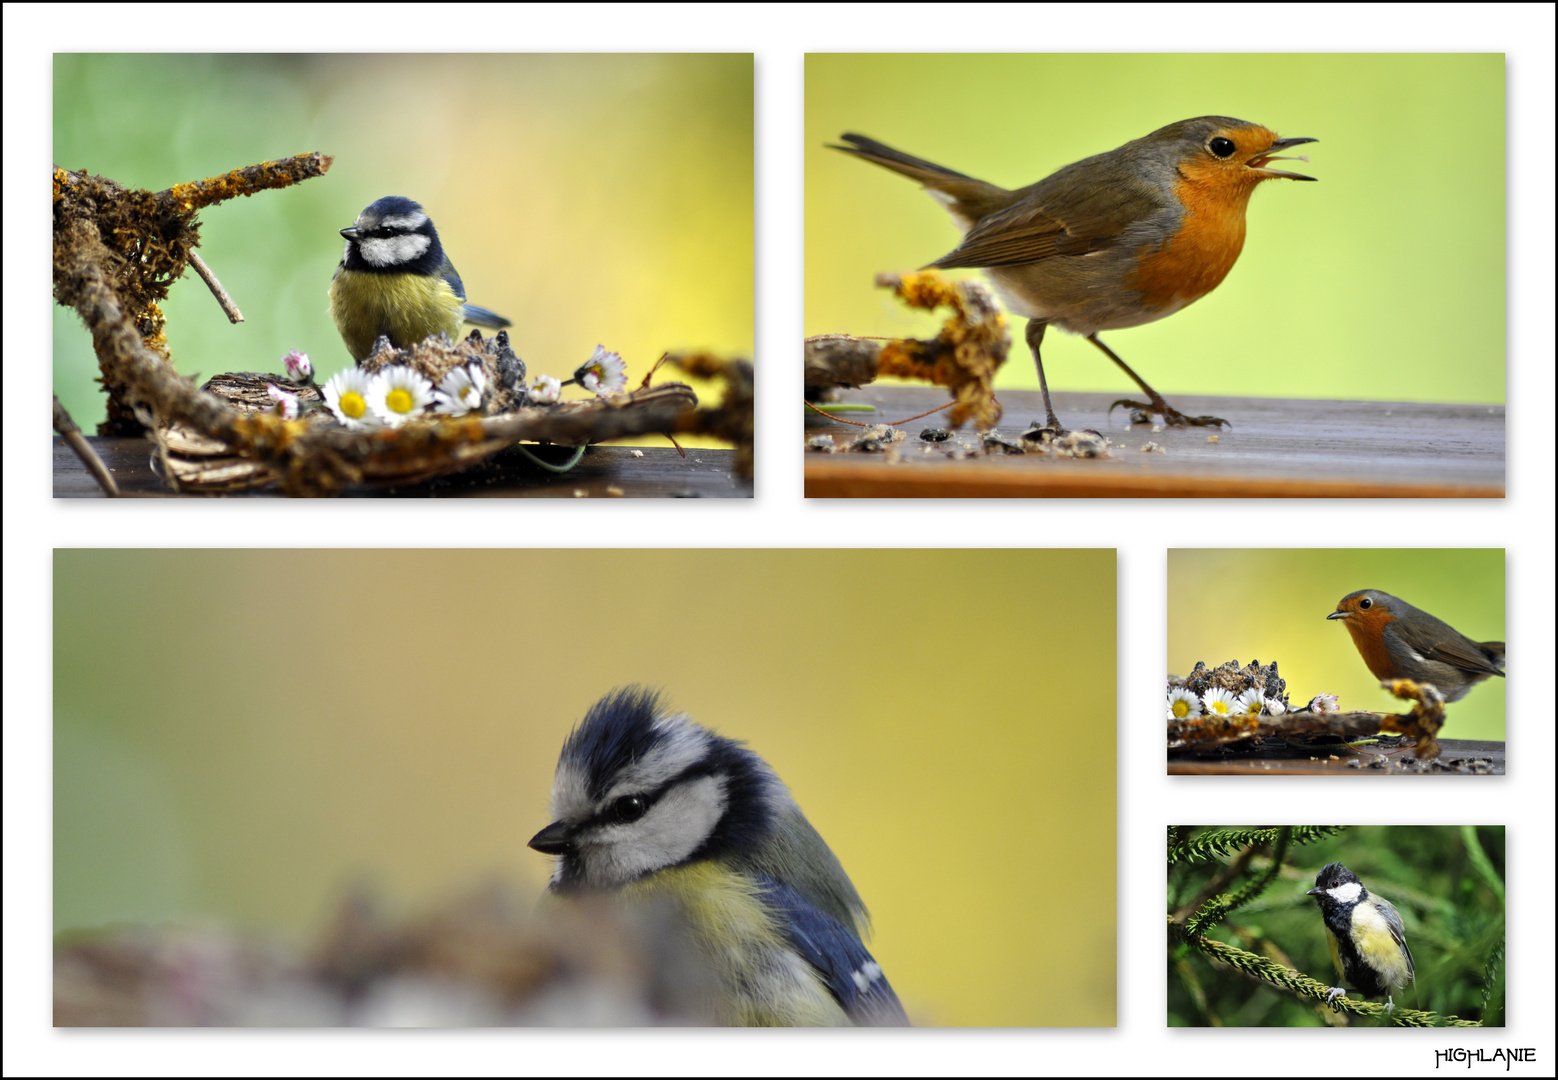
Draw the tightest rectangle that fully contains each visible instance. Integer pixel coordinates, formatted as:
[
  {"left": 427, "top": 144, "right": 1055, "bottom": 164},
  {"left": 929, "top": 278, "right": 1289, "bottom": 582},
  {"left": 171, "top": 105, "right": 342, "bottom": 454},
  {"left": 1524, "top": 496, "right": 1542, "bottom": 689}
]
[
  {"left": 528, "top": 687, "right": 909, "bottom": 1027},
  {"left": 328, "top": 196, "right": 511, "bottom": 361},
  {"left": 1307, "top": 862, "right": 1415, "bottom": 1013}
]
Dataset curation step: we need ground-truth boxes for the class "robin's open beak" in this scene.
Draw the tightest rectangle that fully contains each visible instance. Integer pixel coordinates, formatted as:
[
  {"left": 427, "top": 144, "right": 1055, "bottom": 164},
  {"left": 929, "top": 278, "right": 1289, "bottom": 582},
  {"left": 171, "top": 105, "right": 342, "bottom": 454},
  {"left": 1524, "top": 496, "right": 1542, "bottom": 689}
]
[
  {"left": 528, "top": 820, "right": 575, "bottom": 855},
  {"left": 1326, "top": 609, "right": 1348, "bottom": 621},
  {"left": 1250, "top": 136, "right": 1317, "bottom": 181}
]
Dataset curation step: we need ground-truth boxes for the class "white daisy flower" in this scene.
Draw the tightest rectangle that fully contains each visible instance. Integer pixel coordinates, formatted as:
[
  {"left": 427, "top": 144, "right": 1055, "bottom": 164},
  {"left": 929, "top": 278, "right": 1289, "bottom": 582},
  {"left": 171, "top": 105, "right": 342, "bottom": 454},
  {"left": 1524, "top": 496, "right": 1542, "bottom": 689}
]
[
  {"left": 1202, "top": 688, "right": 1235, "bottom": 716},
  {"left": 1264, "top": 697, "right": 1287, "bottom": 716},
  {"left": 322, "top": 367, "right": 380, "bottom": 430},
  {"left": 265, "top": 382, "right": 300, "bottom": 421},
  {"left": 1234, "top": 688, "right": 1265, "bottom": 717},
  {"left": 529, "top": 374, "right": 562, "bottom": 404},
  {"left": 370, "top": 365, "right": 434, "bottom": 427},
  {"left": 432, "top": 364, "right": 487, "bottom": 416},
  {"left": 282, "top": 349, "right": 312, "bottom": 382},
  {"left": 1167, "top": 687, "right": 1202, "bottom": 720},
  {"left": 575, "top": 345, "right": 627, "bottom": 397},
  {"left": 1308, "top": 693, "right": 1340, "bottom": 715}
]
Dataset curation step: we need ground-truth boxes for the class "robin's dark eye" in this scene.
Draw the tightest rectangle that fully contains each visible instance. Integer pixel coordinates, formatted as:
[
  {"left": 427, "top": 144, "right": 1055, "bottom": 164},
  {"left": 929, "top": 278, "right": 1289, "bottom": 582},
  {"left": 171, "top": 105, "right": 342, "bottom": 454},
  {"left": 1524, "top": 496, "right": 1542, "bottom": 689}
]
[
  {"left": 1359, "top": 598, "right": 1373, "bottom": 610},
  {"left": 609, "top": 795, "right": 648, "bottom": 824},
  {"left": 1209, "top": 137, "right": 1236, "bottom": 158}
]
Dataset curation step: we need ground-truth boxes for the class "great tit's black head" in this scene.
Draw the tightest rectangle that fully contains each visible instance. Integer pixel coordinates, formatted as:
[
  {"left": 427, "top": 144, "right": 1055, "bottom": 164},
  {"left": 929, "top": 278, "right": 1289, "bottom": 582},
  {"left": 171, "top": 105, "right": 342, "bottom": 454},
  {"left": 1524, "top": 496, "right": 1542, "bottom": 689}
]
[
  {"left": 530, "top": 687, "right": 783, "bottom": 891},
  {"left": 1307, "top": 862, "right": 1365, "bottom": 906},
  {"left": 338, "top": 196, "right": 446, "bottom": 275}
]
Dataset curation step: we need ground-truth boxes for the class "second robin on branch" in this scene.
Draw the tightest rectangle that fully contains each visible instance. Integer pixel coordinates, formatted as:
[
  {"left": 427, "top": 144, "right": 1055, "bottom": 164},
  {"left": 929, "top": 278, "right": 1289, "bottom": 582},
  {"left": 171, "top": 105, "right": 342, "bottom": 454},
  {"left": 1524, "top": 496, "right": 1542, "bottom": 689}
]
[
  {"left": 1327, "top": 590, "right": 1505, "bottom": 703},
  {"left": 833, "top": 117, "right": 1316, "bottom": 433}
]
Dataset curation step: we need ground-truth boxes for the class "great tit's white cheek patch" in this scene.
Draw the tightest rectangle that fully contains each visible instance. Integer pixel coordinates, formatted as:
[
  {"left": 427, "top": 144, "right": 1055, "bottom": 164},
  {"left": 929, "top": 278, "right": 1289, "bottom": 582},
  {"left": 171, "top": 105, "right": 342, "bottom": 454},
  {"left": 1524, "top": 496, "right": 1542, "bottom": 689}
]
[
  {"left": 359, "top": 232, "right": 431, "bottom": 267},
  {"left": 1327, "top": 881, "right": 1363, "bottom": 904}
]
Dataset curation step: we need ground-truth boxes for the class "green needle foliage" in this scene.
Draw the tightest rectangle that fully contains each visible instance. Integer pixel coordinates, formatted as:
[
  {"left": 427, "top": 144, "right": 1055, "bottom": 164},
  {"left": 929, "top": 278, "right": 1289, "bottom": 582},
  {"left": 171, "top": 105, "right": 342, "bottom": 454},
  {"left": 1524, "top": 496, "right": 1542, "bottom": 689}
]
[{"left": 1167, "top": 826, "right": 1504, "bottom": 1027}]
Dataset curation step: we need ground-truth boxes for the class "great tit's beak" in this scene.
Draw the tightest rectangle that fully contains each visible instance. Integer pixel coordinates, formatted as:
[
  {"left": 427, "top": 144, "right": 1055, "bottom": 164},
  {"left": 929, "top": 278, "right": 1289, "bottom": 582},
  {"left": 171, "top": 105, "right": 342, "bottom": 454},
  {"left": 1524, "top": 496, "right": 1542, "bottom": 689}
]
[
  {"left": 1326, "top": 610, "right": 1348, "bottom": 621},
  {"left": 528, "top": 820, "right": 574, "bottom": 855},
  {"left": 339, "top": 226, "right": 361, "bottom": 241},
  {"left": 1306, "top": 885, "right": 1324, "bottom": 896},
  {"left": 1250, "top": 136, "right": 1317, "bottom": 181}
]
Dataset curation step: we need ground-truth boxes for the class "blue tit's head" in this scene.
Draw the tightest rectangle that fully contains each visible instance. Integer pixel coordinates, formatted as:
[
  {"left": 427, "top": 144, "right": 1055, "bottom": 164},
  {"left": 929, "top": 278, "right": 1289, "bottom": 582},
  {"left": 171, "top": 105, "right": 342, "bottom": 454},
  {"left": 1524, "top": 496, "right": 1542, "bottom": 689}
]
[
  {"left": 529, "top": 687, "right": 789, "bottom": 892},
  {"left": 339, "top": 196, "right": 451, "bottom": 280}
]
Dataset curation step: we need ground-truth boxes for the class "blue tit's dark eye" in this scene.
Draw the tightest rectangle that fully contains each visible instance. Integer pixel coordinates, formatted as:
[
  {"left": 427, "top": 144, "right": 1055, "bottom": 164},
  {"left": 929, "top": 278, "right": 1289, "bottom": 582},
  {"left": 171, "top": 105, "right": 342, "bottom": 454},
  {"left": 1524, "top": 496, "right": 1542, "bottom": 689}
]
[
  {"left": 1209, "top": 136, "right": 1236, "bottom": 158},
  {"left": 610, "top": 795, "right": 648, "bottom": 824}
]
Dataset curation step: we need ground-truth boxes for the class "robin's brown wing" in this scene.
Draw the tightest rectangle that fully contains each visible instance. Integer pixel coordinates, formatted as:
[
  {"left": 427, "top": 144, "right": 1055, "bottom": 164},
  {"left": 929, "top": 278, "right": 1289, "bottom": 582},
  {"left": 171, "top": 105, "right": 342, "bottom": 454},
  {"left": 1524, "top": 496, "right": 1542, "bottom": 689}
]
[
  {"left": 1391, "top": 617, "right": 1506, "bottom": 677},
  {"left": 929, "top": 169, "right": 1171, "bottom": 270}
]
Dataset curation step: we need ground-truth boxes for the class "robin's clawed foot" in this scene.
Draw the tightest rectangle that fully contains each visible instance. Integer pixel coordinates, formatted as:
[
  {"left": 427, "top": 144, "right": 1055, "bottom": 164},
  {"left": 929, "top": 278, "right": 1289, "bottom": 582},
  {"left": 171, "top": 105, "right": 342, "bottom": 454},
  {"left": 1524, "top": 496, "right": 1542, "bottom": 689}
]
[{"left": 1108, "top": 398, "right": 1230, "bottom": 429}]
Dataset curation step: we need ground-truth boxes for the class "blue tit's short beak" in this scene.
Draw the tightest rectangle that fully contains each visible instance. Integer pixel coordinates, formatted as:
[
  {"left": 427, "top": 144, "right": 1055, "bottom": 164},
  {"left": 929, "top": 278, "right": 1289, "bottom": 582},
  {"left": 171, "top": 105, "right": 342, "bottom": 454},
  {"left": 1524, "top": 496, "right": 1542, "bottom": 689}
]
[
  {"left": 339, "top": 227, "right": 360, "bottom": 241},
  {"left": 529, "top": 821, "right": 573, "bottom": 855}
]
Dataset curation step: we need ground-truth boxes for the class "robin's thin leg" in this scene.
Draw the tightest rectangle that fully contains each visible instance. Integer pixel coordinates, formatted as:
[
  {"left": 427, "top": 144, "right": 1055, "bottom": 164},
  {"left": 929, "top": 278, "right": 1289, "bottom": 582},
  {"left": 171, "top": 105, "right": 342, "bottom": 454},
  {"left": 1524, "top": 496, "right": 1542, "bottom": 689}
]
[
  {"left": 1024, "top": 319, "right": 1065, "bottom": 431},
  {"left": 1089, "top": 334, "right": 1230, "bottom": 429}
]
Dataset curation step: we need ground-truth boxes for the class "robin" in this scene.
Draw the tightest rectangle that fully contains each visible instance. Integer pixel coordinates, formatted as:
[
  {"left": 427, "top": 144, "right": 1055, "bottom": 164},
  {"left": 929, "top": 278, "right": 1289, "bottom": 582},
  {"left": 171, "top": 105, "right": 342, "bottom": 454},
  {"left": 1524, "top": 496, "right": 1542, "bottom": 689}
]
[
  {"left": 1327, "top": 590, "right": 1505, "bottom": 703},
  {"left": 832, "top": 118, "right": 1316, "bottom": 432}
]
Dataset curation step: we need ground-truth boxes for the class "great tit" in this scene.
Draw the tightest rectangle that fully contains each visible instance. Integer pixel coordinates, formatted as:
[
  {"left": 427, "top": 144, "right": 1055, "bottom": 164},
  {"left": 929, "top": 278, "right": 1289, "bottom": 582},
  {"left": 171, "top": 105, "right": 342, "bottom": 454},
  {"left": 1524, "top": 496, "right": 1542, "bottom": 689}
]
[
  {"left": 528, "top": 687, "right": 909, "bottom": 1027},
  {"left": 1307, "top": 861, "right": 1415, "bottom": 1013},
  {"left": 328, "top": 196, "right": 511, "bottom": 361}
]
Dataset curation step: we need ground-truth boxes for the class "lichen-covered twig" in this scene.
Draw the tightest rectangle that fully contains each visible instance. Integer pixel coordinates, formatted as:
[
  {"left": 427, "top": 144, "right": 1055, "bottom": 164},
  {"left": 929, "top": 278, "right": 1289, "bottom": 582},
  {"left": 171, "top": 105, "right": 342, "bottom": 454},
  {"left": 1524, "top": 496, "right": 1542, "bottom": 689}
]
[{"left": 803, "top": 270, "right": 1010, "bottom": 430}]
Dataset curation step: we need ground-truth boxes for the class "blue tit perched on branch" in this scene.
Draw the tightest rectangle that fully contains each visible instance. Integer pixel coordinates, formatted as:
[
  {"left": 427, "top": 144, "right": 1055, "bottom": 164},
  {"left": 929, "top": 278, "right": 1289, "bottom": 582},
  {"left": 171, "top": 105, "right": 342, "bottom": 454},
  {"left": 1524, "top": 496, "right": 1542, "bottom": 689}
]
[
  {"left": 328, "top": 196, "right": 512, "bottom": 361},
  {"left": 528, "top": 687, "right": 909, "bottom": 1027},
  {"left": 1307, "top": 862, "right": 1415, "bottom": 1013}
]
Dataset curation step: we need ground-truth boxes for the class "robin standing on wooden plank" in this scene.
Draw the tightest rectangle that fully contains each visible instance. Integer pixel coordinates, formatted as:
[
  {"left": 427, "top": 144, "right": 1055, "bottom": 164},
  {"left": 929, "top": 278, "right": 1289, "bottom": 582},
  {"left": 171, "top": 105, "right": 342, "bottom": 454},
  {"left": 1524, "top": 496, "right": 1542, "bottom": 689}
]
[
  {"left": 1327, "top": 590, "right": 1505, "bottom": 703},
  {"left": 832, "top": 118, "right": 1316, "bottom": 434}
]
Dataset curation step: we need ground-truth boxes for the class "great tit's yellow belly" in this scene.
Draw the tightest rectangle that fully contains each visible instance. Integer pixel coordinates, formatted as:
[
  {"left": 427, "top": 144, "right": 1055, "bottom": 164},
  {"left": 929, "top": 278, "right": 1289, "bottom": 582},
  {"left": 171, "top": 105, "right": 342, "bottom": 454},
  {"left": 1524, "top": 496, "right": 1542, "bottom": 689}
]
[
  {"left": 1346, "top": 903, "right": 1413, "bottom": 993},
  {"left": 329, "top": 268, "right": 464, "bottom": 361},
  {"left": 619, "top": 861, "right": 850, "bottom": 1027}
]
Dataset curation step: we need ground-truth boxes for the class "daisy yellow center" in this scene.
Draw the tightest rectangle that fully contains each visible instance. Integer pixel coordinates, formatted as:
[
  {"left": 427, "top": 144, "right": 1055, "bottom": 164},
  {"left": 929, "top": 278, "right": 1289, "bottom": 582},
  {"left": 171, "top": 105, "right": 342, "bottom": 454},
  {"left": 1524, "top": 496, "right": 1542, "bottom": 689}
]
[
  {"left": 386, "top": 388, "right": 415, "bottom": 414},
  {"left": 1244, "top": 701, "right": 1261, "bottom": 715},
  {"left": 1172, "top": 698, "right": 1192, "bottom": 719},
  {"left": 461, "top": 386, "right": 478, "bottom": 404},
  {"left": 1209, "top": 699, "right": 1230, "bottom": 715},
  {"left": 339, "top": 391, "right": 366, "bottom": 419}
]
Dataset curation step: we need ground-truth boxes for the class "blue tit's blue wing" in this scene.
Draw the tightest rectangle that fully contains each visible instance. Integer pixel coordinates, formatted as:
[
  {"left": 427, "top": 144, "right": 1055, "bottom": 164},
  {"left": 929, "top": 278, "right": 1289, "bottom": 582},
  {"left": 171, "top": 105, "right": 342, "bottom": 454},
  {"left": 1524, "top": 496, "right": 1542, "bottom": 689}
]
[
  {"left": 459, "top": 303, "right": 512, "bottom": 329},
  {"left": 757, "top": 876, "right": 909, "bottom": 1026}
]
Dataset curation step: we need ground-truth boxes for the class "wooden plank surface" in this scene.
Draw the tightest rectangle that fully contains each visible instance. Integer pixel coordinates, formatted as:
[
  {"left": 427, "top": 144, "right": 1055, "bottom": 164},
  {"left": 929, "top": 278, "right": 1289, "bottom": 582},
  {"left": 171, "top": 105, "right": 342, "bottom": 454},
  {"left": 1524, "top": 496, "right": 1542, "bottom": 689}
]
[
  {"left": 804, "top": 388, "right": 1504, "bottom": 498},
  {"left": 54, "top": 437, "right": 750, "bottom": 499},
  {"left": 1168, "top": 738, "right": 1505, "bottom": 776}
]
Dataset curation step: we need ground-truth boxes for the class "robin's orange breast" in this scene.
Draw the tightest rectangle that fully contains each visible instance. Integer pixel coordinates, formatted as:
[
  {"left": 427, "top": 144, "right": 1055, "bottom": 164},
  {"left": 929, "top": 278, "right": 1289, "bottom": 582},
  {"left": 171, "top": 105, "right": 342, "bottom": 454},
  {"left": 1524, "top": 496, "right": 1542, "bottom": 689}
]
[{"left": 1128, "top": 158, "right": 1260, "bottom": 311}]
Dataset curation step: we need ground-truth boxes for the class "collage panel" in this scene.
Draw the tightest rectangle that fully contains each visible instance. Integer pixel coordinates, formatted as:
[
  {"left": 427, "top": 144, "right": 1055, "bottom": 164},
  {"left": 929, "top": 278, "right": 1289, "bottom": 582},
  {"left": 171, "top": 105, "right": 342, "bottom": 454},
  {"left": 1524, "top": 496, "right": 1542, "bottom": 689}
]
[
  {"left": 52, "top": 54, "right": 754, "bottom": 498},
  {"left": 802, "top": 53, "right": 1504, "bottom": 498},
  {"left": 52, "top": 548, "right": 1116, "bottom": 1027},
  {"left": 1168, "top": 825, "right": 1505, "bottom": 1027},
  {"left": 1167, "top": 549, "right": 1505, "bottom": 774}
]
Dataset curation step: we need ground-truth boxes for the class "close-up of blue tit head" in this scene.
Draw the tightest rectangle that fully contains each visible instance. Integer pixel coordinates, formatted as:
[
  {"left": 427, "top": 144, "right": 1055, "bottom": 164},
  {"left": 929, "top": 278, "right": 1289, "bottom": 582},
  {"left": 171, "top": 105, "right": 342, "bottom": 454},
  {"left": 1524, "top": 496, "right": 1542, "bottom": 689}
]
[
  {"left": 327, "top": 196, "right": 511, "bottom": 362},
  {"left": 1307, "top": 862, "right": 1416, "bottom": 1013},
  {"left": 528, "top": 686, "right": 909, "bottom": 1027}
]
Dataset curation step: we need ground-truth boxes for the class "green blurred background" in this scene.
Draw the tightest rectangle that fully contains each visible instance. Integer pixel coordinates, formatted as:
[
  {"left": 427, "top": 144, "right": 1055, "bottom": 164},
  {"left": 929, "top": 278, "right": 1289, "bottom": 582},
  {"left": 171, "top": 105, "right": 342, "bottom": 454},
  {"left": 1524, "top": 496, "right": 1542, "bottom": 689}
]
[
  {"left": 53, "top": 54, "right": 753, "bottom": 441},
  {"left": 1168, "top": 825, "right": 1505, "bottom": 1026},
  {"left": 806, "top": 54, "right": 1505, "bottom": 405},
  {"left": 1168, "top": 549, "right": 1505, "bottom": 741},
  {"left": 53, "top": 549, "right": 1117, "bottom": 1027}
]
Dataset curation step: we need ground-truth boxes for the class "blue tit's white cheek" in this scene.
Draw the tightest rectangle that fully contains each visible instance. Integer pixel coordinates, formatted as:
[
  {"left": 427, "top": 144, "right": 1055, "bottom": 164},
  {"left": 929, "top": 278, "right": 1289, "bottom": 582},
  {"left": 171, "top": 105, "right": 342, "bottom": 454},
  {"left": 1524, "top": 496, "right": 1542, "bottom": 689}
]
[
  {"left": 1326, "top": 881, "right": 1363, "bottom": 904},
  {"left": 587, "top": 774, "right": 728, "bottom": 886},
  {"left": 550, "top": 760, "right": 593, "bottom": 824},
  {"left": 358, "top": 232, "right": 431, "bottom": 268}
]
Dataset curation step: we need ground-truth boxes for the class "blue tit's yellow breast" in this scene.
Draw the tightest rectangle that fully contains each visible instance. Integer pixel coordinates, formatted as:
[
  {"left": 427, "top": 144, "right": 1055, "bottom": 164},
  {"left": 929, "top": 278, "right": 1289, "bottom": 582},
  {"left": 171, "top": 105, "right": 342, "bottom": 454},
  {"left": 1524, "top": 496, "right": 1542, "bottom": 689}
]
[
  {"left": 328, "top": 268, "right": 465, "bottom": 361},
  {"left": 620, "top": 861, "right": 850, "bottom": 1027}
]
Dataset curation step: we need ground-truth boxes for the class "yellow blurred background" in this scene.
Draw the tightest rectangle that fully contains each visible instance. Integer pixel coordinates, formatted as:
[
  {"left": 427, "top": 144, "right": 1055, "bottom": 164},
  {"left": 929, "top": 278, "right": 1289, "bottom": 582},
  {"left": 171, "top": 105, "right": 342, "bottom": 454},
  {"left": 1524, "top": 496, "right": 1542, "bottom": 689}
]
[
  {"left": 52, "top": 54, "right": 753, "bottom": 444},
  {"left": 806, "top": 54, "right": 1505, "bottom": 405},
  {"left": 1168, "top": 549, "right": 1505, "bottom": 741},
  {"left": 54, "top": 549, "right": 1116, "bottom": 1027}
]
